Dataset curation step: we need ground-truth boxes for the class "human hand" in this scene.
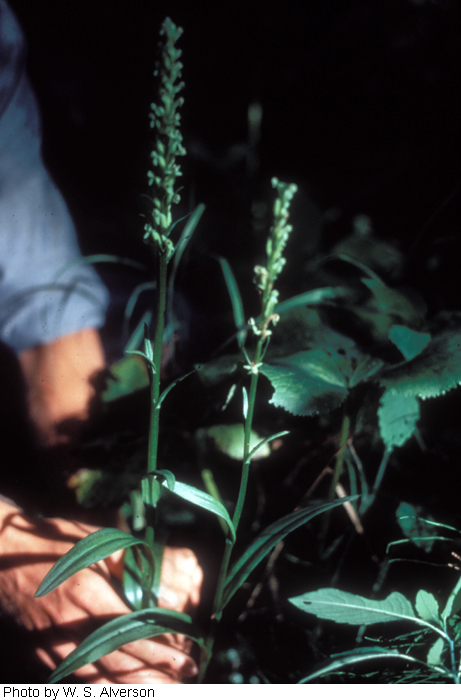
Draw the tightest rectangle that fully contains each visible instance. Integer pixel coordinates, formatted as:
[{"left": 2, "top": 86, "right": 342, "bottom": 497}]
[
  {"left": 0, "top": 501, "right": 202, "bottom": 683},
  {"left": 18, "top": 328, "right": 106, "bottom": 447}
]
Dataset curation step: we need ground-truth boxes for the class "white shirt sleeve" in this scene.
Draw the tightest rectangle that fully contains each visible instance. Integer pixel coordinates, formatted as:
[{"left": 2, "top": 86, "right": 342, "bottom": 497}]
[{"left": 0, "top": 0, "right": 108, "bottom": 353}]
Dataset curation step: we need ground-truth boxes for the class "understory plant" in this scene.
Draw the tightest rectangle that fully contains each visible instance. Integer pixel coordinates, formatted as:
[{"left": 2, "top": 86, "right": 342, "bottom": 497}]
[
  {"left": 290, "top": 517, "right": 461, "bottom": 683},
  {"left": 34, "top": 18, "right": 351, "bottom": 683}
]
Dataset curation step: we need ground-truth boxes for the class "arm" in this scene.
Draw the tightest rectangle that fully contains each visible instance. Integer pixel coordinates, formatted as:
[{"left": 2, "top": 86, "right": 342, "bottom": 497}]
[{"left": 0, "top": 499, "right": 202, "bottom": 683}]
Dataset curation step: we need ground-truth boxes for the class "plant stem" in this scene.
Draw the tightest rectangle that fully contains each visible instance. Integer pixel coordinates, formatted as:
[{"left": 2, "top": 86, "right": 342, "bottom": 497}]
[
  {"left": 233, "top": 351, "right": 262, "bottom": 532},
  {"left": 143, "top": 251, "right": 168, "bottom": 604},
  {"left": 147, "top": 252, "right": 168, "bottom": 474}
]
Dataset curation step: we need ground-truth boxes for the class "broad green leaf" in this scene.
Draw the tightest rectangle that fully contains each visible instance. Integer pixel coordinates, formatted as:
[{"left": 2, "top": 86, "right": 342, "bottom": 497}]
[
  {"left": 298, "top": 647, "right": 434, "bottom": 684},
  {"left": 195, "top": 424, "right": 270, "bottom": 461},
  {"left": 35, "top": 529, "right": 148, "bottom": 597},
  {"left": 166, "top": 480, "right": 236, "bottom": 543},
  {"left": 217, "top": 255, "right": 246, "bottom": 346},
  {"left": 378, "top": 389, "right": 420, "bottom": 449},
  {"left": 426, "top": 637, "right": 445, "bottom": 668},
  {"left": 290, "top": 588, "right": 417, "bottom": 626},
  {"left": 415, "top": 590, "right": 440, "bottom": 625},
  {"left": 380, "top": 321, "right": 461, "bottom": 400},
  {"left": 261, "top": 349, "right": 351, "bottom": 416},
  {"left": 102, "top": 355, "right": 149, "bottom": 403},
  {"left": 220, "top": 498, "right": 355, "bottom": 611},
  {"left": 389, "top": 325, "right": 431, "bottom": 361},
  {"left": 48, "top": 608, "right": 205, "bottom": 683}
]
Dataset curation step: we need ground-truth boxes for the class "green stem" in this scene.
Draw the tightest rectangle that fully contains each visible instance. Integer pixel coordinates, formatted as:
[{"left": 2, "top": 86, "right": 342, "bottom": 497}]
[
  {"left": 143, "top": 250, "right": 168, "bottom": 607},
  {"left": 233, "top": 336, "right": 265, "bottom": 533},
  {"left": 147, "top": 251, "right": 168, "bottom": 473},
  {"left": 199, "top": 537, "right": 234, "bottom": 682},
  {"left": 200, "top": 336, "right": 265, "bottom": 680}
]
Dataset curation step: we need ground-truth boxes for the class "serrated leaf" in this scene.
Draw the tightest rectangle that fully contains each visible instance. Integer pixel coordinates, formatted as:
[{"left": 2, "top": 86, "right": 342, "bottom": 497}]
[
  {"left": 298, "top": 647, "right": 433, "bottom": 684},
  {"left": 261, "top": 349, "right": 350, "bottom": 416},
  {"left": 389, "top": 325, "right": 431, "bottom": 361},
  {"left": 48, "top": 608, "right": 205, "bottom": 683},
  {"left": 415, "top": 590, "right": 440, "bottom": 625},
  {"left": 378, "top": 389, "right": 420, "bottom": 449},
  {"left": 380, "top": 324, "right": 461, "bottom": 399},
  {"left": 426, "top": 637, "right": 445, "bottom": 667},
  {"left": 165, "top": 480, "right": 236, "bottom": 543},
  {"left": 220, "top": 498, "right": 356, "bottom": 612},
  {"left": 36, "top": 529, "right": 148, "bottom": 597},
  {"left": 289, "top": 588, "right": 416, "bottom": 625}
]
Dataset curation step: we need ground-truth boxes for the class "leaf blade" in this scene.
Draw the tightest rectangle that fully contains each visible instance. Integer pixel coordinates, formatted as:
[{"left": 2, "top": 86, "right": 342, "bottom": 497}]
[
  {"left": 167, "top": 480, "right": 236, "bottom": 543},
  {"left": 48, "top": 608, "right": 205, "bottom": 683},
  {"left": 35, "top": 529, "right": 147, "bottom": 598},
  {"left": 220, "top": 498, "right": 356, "bottom": 611},
  {"left": 298, "top": 647, "right": 436, "bottom": 684}
]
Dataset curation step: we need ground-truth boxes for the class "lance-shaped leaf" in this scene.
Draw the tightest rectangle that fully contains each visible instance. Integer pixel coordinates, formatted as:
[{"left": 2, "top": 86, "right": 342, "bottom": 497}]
[
  {"left": 298, "top": 647, "right": 440, "bottom": 684},
  {"left": 48, "top": 608, "right": 205, "bottom": 683},
  {"left": 273, "top": 287, "right": 348, "bottom": 316},
  {"left": 289, "top": 588, "right": 445, "bottom": 634},
  {"left": 216, "top": 255, "right": 246, "bottom": 347},
  {"left": 36, "top": 529, "right": 150, "bottom": 597},
  {"left": 220, "top": 498, "right": 355, "bottom": 612},
  {"left": 165, "top": 480, "right": 236, "bottom": 543}
]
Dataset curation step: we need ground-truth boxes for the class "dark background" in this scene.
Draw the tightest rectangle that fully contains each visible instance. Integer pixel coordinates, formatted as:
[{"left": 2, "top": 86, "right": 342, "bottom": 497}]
[
  {"left": 1, "top": 0, "right": 460, "bottom": 681},
  {"left": 8, "top": 0, "right": 460, "bottom": 271}
]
